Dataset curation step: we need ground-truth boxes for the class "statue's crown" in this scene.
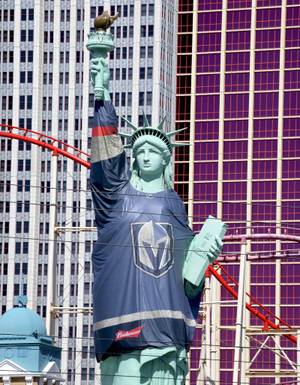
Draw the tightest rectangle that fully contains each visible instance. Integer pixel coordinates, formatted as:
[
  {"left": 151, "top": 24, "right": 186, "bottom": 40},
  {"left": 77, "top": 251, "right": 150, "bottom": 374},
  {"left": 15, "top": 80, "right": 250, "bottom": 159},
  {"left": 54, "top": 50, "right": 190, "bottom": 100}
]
[{"left": 120, "top": 114, "right": 188, "bottom": 153}]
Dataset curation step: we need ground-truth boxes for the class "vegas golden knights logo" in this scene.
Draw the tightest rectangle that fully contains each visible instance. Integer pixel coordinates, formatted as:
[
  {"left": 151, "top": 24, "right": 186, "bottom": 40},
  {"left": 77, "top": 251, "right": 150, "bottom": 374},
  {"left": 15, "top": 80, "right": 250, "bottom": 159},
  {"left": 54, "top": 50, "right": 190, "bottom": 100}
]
[{"left": 131, "top": 220, "right": 174, "bottom": 278}]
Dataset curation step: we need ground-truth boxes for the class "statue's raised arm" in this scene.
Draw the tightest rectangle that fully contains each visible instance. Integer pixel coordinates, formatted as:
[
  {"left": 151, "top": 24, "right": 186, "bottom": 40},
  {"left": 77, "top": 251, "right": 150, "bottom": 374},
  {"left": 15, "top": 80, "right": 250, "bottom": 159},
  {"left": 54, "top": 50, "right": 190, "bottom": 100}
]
[{"left": 87, "top": 13, "right": 129, "bottom": 228}]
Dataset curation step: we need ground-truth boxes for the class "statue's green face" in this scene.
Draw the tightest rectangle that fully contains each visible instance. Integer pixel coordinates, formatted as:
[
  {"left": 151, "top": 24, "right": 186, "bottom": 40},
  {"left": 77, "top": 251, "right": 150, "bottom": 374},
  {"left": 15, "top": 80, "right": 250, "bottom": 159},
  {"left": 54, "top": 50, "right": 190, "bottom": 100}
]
[{"left": 135, "top": 142, "right": 165, "bottom": 178}]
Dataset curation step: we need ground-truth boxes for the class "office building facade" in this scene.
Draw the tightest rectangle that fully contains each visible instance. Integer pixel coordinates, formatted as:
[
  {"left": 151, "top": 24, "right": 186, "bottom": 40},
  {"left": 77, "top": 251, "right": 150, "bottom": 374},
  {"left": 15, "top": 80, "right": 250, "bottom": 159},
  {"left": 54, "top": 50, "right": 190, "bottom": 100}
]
[{"left": 0, "top": 1, "right": 178, "bottom": 383}]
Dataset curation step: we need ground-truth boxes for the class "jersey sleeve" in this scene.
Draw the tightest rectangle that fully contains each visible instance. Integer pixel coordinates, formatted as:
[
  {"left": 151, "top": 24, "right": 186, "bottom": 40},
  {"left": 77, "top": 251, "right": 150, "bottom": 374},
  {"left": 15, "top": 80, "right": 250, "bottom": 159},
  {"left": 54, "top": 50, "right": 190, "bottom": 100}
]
[{"left": 90, "top": 100, "right": 129, "bottom": 227}]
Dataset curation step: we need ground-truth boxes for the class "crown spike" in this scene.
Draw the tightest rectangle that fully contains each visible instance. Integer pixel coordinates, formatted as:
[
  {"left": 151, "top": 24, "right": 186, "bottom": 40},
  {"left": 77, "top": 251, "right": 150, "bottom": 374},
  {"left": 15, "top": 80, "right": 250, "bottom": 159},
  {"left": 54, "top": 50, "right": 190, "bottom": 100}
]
[
  {"left": 172, "top": 142, "right": 190, "bottom": 147},
  {"left": 157, "top": 116, "right": 166, "bottom": 131},
  {"left": 143, "top": 112, "right": 150, "bottom": 128},
  {"left": 166, "top": 127, "right": 188, "bottom": 138},
  {"left": 119, "top": 132, "right": 132, "bottom": 138},
  {"left": 121, "top": 116, "right": 138, "bottom": 132}
]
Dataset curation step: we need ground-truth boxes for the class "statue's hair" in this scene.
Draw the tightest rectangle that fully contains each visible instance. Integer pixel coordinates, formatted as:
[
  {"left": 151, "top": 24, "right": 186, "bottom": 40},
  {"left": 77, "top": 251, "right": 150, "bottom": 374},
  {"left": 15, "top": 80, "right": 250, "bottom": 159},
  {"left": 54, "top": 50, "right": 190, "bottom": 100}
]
[{"left": 131, "top": 141, "right": 173, "bottom": 190}]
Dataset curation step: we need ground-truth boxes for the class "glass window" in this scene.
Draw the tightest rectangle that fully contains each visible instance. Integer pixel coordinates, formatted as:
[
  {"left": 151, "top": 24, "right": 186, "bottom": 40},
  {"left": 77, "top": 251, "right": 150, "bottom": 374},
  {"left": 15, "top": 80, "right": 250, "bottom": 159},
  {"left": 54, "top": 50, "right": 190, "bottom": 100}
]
[
  {"left": 28, "top": 8, "right": 34, "bottom": 20},
  {"left": 256, "top": 29, "right": 281, "bottom": 49},
  {"left": 198, "top": 53, "right": 221, "bottom": 72},
  {"left": 252, "top": 181, "right": 277, "bottom": 200},
  {"left": 20, "top": 51, "right": 26, "bottom": 63},
  {"left": 14, "top": 284, "right": 20, "bottom": 296},
  {"left": 286, "top": 28, "right": 300, "bottom": 48},
  {"left": 283, "top": 117, "right": 300, "bottom": 137},
  {"left": 89, "top": 368, "right": 95, "bottom": 380},
  {"left": 223, "top": 201, "right": 247, "bottom": 221},
  {"left": 141, "top": 25, "right": 146, "bottom": 37},
  {"left": 252, "top": 201, "right": 276, "bottom": 221},
  {"left": 19, "top": 95, "right": 25, "bottom": 109},
  {"left": 178, "top": 12, "right": 193, "bottom": 33},
  {"left": 130, "top": 5, "right": 134, "bottom": 16},
  {"left": 282, "top": 180, "right": 300, "bottom": 200},
  {"left": 194, "top": 162, "right": 218, "bottom": 181},
  {"left": 21, "top": 9, "right": 26, "bottom": 21},
  {"left": 28, "top": 30, "right": 34, "bottom": 41},
  {"left": 81, "top": 368, "right": 87, "bottom": 381},
  {"left": 139, "top": 92, "right": 144, "bottom": 105},
  {"left": 224, "top": 120, "right": 248, "bottom": 139},
  {"left": 283, "top": 138, "right": 300, "bottom": 158},
  {"left": 287, "top": 6, "right": 300, "bottom": 27},
  {"left": 254, "top": 92, "right": 278, "bottom": 117},
  {"left": 16, "top": 222, "right": 22, "bottom": 233},
  {"left": 141, "top": 4, "right": 147, "bottom": 16},
  {"left": 146, "top": 92, "right": 152, "bottom": 105},
  {"left": 198, "top": 32, "right": 221, "bottom": 52},
  {"left": 228, "top": 0, "right": 251, "bottom": 7},
  {"left": 227, "top": 10, "right": 251, "bottom": 29},
  {"left": 148, "top": 25, "right": 153, "bottom": 37},
  {"left": 223, "top": 161, "right": 247, "bottom": 180},
  {"left": 225, "top": 73, "right": 249, "bottom": 92},
  {"left": 140, "top": 67, "right": 145, "bottom": 79},
  {"left": 256, "top": 8, "right": 281, "bottom": 28},
  {"left": 193, "top": 202, "right": 218, "bottom": 222},
  {"left": 28, "top": 51, "right": 33, "bottom": 62},
  {"left": 285, "top": 70, "right": 300, "bottom": 90},
  {"left": 223, "top": 182, "right": 247, "bottom": 200},
  {"left": 21, "top": 30, "right": 26, "bottom": 41},
  {"left": 16, "top": 242, "right": 21, "bottom": 253},
  {"left": 194, "top": 182, "right": 218, "bottom": 201},
  {"left": 253, "top": 119, "right": 278, "bottom": 138},
  {"left": 140, "top": 46, "right": 146, "bottom": 58},
  {"left": 128, "top": 93, "right": 132, "bottom": 106},
  {"left": 226, "top": 31, "right": 250, "bottom": 50},
  {"left": 149, "top": 4, "right": 154, "bottom": 16},
  {"left": 198, "top": 11, "right": 222, "bottom": 31},
  {"left": 82, "top": 324, "right": 89, "bottom": 337},
  {"left": 255, "top": 71, "right": 279, "bottom": 91},
  {"left": 223, "top": 140, "right": 248, "bottom": 159},
  {"left": 225, "top": 93, "right": 249, "bottom": 118},
  {"left": 255, "top": 50, "right": 280, "bottom": 70},
  {"left": 197, "top": 74, "right": 220, "bottom": 93},
  {"left": 253, "top": 139, "right": 277, "bottom": 158},
  {"left": 15, "top": 263, "right": 21, "bottom": 275},
  {"left": 195, "top": 141, "right": 219, "bottom": 161},
  {"left": 129, "top": 26, "right": 134, "bottom": 38}
]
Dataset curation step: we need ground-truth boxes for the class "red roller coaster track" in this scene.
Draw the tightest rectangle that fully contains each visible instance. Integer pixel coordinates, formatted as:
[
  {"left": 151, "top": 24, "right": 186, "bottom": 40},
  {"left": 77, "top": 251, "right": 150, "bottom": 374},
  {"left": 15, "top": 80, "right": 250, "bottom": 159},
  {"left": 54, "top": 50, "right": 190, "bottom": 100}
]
[{"left": 0, "top": 123, "right": 298, "bottom": 345}]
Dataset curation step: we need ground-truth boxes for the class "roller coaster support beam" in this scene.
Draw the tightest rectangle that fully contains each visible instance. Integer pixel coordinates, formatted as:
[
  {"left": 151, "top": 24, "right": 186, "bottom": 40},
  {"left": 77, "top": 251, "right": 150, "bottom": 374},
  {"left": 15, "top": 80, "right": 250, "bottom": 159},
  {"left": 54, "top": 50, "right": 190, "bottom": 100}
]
[
  {"left": 233, "top": 238, "right": 248, "bottom": 385},
  {"left": 46, "top": 154, "right": 58, "bottom": 336}
]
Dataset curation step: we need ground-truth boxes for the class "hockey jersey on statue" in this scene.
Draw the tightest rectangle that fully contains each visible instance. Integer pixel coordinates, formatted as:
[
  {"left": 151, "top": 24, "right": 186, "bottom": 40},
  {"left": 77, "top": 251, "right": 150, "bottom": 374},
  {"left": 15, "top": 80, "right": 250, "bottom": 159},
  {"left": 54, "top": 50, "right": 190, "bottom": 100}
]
[{"left": 90, "top": 100, "right": 202, "bottom": 361}]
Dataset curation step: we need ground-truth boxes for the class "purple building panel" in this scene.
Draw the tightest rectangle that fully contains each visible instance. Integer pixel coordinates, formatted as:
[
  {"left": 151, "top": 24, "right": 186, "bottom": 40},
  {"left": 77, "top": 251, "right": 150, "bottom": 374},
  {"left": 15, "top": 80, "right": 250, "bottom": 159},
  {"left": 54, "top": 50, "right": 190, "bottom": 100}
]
[{"left": 176, "top": 0, "right": 300, "bottom": 383}]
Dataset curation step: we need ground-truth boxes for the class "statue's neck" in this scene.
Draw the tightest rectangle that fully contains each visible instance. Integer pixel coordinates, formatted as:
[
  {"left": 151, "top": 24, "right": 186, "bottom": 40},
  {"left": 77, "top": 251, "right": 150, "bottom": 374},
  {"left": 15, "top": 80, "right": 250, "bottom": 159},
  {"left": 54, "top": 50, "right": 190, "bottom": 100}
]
[{"left": 130, "top": 174, "right": 165, "bottom": 193}]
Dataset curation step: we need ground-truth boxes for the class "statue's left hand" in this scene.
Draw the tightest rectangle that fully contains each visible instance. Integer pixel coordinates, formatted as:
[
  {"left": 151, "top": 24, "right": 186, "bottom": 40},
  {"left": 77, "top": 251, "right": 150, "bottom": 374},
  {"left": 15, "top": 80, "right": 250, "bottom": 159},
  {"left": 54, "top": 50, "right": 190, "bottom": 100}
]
[{"left": 206, "top": 235, "right": 223, "bottom": 263}]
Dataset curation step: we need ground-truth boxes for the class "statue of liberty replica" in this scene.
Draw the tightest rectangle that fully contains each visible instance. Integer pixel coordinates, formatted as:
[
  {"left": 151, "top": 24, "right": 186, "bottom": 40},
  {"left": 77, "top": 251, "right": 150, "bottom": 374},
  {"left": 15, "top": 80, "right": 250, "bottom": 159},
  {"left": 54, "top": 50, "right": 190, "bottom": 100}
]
[{"left": 87, "top": 13, "right": 226, "bottom": 385}]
